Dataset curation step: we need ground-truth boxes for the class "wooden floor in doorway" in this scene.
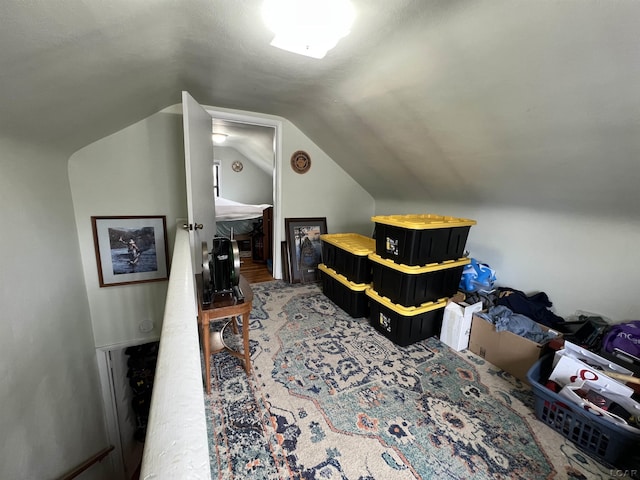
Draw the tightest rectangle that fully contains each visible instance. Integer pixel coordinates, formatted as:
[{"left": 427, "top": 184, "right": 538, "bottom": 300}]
[{"left": 239, "top": 255, "right": 273, "bottom": 284}]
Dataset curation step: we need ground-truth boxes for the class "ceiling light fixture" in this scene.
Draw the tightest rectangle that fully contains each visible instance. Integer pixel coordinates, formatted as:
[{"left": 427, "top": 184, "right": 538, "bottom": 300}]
[
  {"left": 262, "top": 0, "right": 355, "bottom": 59},
  {"left": 212, "top": 133, "right": 228, "bottom": 144}
]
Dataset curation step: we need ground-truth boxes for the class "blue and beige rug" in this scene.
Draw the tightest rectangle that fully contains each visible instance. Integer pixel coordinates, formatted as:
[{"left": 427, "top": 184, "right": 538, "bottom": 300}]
[{"left": 204, "top": 281, "right": 619, "bottom": 479}]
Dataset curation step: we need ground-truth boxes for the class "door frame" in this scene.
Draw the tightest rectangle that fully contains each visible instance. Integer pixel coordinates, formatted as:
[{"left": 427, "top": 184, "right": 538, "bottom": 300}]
[
  {"left": 96, "top": 338, "right": 160, "bottom": 480},
  {"left": 205, "top": 107, "right": 283, "bottom": 279}
]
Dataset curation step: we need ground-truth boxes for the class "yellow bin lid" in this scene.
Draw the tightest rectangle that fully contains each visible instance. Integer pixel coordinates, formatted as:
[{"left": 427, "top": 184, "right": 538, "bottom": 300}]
[
  {"left": 366, "top": 288, "right": 448, "bottom": 316},
  {"left": 318, "top": 263, "right": 370, "bottom": 291},
  {"left": 320, "top": 233, "right": 375, "bottom": 256},
  {"left": 368, "top": 253, "right": 470, "bottom": 273},
  {"left": 371, "top": 214, "right": 476, "bottom": 230}
]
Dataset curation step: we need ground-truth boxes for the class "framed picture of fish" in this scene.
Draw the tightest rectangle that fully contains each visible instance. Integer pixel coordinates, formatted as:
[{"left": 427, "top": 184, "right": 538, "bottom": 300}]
[
  {"left": 284, "top": 217, "right": 327, "bottom": 284},
  {"left": 91, "top": 215, "right": 169, "bottom": 287}
]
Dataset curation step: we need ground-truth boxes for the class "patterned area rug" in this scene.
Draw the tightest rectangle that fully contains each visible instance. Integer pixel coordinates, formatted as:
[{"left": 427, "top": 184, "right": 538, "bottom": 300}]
[{"left": 204, "top": 281, "right": 620, "bottom": 479}]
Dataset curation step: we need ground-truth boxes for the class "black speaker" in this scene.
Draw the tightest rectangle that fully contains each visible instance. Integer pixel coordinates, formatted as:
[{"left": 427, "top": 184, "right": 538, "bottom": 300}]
[{"left": 210, "top": 237, "right": 240, "bottom": 292}]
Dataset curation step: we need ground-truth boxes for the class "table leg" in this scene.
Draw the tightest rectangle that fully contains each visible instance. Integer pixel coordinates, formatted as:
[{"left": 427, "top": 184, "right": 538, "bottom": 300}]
[
  {"left": 202, "top": 318, "right": 211, "bottom": 394},
  {"left": 241, "top": 312, "right": 251, "bottom": 374}
]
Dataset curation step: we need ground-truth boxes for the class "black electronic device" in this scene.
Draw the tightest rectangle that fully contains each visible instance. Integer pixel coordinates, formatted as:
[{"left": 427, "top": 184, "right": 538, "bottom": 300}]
[
  {"left": 201, "top": 238, "right": 241, "bottom": 306},
  {"left": 232, "top": 285, "right": 244, "bottom": 302}
]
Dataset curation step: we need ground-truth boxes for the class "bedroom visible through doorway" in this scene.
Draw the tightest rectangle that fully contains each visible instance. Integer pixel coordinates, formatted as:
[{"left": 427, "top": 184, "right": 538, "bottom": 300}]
[{"left": 210, "top": 116, "right": 276, "bottom": 281}]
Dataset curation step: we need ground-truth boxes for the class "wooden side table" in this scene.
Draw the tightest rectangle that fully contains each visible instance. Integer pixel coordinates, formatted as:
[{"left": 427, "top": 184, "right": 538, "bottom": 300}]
[{"left": 196, "top": 274, "right": 253, "bottom": 394}]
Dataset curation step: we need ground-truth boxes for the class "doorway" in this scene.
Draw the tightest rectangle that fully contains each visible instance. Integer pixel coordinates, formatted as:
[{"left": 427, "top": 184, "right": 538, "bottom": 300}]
[{"left": 206, "top": 109, "right": 282, "bottom": 279}]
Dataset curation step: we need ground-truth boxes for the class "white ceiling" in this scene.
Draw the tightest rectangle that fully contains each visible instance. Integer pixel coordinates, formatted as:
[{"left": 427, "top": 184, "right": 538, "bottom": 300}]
[
  {"left": 3, "top": 0, "right": 640, "bottom": 218},
  {"left": 212, "top": 119, "right": 275, "bottom": 173}
]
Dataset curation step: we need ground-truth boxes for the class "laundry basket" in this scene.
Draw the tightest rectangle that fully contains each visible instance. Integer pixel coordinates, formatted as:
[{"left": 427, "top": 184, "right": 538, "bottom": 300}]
[{"left": 527, "top": 354, "right": 640, "bottom": 471}]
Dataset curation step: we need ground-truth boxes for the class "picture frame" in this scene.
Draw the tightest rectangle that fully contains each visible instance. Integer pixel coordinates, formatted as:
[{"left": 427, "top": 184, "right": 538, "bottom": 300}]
[
  {"left": 281, "top": 241, "right": 291, "bottom": 283},
  {"left": 284, "top": 217, "right": 327, "bottom": 284},
  {"left": 91, "top": 215, "right": 170, "bottom": 287}
]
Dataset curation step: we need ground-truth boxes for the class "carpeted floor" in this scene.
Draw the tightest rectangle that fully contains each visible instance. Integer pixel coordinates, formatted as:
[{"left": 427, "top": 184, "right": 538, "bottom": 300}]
[{"left": 204, "top": 281, "right": 621, "bottom": 479}]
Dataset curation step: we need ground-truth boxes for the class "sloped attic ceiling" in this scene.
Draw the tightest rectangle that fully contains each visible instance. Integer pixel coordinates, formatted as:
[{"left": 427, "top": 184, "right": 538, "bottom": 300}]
[{"left": 2, "top": 1, "right": 639, "bottom": 218}]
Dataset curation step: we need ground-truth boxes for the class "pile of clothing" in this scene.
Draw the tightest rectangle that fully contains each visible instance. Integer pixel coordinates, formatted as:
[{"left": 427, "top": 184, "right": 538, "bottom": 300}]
[
  {"left": 459, "top": 258, "right": 640, "bottom": 366},
  {"left": 470, "top": 287, "right": 564, "bottom": 343}
]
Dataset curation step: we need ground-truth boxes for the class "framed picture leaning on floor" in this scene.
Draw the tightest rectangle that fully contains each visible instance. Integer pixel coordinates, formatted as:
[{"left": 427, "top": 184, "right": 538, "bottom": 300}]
[{"left": 284, "top": 217, "right": 327, "bottom": 284}]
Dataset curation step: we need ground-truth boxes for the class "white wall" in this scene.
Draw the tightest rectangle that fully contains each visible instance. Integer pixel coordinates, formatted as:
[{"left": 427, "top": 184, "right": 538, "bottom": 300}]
[
  {"left": 375, "top": 199, "right": 640, "bottom": 323},
  {"left": 278, "top": 120, "right": 374, "bottom": 236},
  {"left": 69, "top": 111, "right": 187, "bottom": 348},
  {"left": 0, "top": 138, "right": 111, "bottom": 479},
  {"left": 216, "top": 146, "right": 273, "bottom": 205},
  {"left": 69, "top": 104, "right": 374, "bottom": 347}
]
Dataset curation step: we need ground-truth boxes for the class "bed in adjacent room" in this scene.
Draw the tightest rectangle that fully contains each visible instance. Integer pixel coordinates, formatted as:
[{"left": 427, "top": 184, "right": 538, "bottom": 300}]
[{"left": 215, "top": 196, "right": 271, "bottom": 238}]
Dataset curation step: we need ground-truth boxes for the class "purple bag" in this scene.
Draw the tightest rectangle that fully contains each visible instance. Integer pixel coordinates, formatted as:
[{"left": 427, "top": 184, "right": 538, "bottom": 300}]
[{"left": 602, "top": 321, "right": 640, "bottom": 361}]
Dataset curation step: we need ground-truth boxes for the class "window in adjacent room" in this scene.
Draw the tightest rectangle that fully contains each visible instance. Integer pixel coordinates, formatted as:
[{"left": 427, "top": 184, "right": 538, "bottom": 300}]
[{"left": 213, "top": 160, "right": 221, "bottom": 197}]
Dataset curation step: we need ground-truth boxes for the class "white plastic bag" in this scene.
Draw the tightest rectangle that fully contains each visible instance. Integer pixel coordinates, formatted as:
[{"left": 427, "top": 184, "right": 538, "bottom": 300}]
[{"left": 440, "top": 301, "right": 482, "bottom": 351}]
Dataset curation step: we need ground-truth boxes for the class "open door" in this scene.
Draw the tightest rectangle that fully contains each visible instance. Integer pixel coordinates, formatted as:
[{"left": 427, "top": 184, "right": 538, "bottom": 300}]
[{"left": 182, "top": 91, "right": 216, "bottom": 273}]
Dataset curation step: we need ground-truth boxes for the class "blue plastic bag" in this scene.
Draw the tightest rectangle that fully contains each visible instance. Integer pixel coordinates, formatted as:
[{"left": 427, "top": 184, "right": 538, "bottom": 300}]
[{"left": 459, "top": 258, "right": 496, "bottom": 293}]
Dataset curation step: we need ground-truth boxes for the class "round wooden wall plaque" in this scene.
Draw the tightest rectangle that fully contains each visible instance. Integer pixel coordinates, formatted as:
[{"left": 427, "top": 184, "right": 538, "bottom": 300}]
[{"left": 291, "top": 150, "right": 311, "bottom": 174}]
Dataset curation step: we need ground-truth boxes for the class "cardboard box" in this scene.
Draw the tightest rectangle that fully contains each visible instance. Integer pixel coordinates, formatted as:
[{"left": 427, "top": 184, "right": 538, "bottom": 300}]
[
  {"left": 468, "top": 314, "right": 561, "bottom": 384},
  {"left": 440, "top": 301, "right": 483, "bottom": 351}
]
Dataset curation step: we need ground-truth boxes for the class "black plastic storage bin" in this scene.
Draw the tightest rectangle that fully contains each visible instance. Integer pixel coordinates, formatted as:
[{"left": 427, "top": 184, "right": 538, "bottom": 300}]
[
  {"left": 319, "top": 264, "right": 369, "bottom": 318},
  {"left": 372, "top": 214, "right": 476, "bottom": 266},
  {"left": 527, "top": 354, "right": 640, "bottom": 470},
  {"left": 366, "top": 288, "right": 447, "bottom": 347},
  {"left": 321, "top": 233, "right": 375, "bottom": 284},
  {"left": 369, "top": 253, "right": 469, "bottom": 307}
]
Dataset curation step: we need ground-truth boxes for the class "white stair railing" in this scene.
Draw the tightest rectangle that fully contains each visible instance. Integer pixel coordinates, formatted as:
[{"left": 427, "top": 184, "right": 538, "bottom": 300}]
[{"left": 139, "top": 226, "right": 211, "bottom": 479}]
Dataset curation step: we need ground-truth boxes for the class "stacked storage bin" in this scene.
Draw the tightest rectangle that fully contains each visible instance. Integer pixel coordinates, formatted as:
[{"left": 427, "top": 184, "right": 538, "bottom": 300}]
[
  {"left": 367, "top": 214, "right": 476, "bottom": 346},
  {"left": 319, "top": 233, "right": 375, "bottom": 318}
]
